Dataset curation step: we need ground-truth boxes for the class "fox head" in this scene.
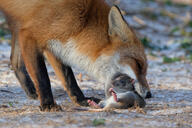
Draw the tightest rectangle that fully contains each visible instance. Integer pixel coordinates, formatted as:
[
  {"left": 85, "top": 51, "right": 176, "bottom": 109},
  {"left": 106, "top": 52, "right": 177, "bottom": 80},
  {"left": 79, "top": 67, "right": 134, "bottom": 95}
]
[{"left": 106, "top": 6, "right": 151, "bottom": 98}]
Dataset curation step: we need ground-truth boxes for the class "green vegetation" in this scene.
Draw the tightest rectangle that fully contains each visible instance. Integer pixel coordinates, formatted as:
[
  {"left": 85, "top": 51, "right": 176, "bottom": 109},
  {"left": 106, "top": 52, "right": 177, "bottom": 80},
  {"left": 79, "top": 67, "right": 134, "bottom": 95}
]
[
  {"left": 8, "top": 102, "right": 13, "bottom": 107},
  {"left": 188, "top": 20, "right": 192, "bottom": 28},
  {"left": 142, "top": 0, "right": 155, "bottom": 2},
  {"left": 170, "top": 27, "right": 180, "bottom": 34},
  {"left": 189, "top": 54, "right": 192, "bottom": 62},
  {"left": 179, "top": 38, "right": 192, "bottom": 53},
  {"left": 162, "top": 0, "right": 187, "bottom": 7},
  {"left": 140, "top": 37, "right": 167, "bottom": 50},
  {"left": 181, "top": 29, "right": 192, "bottom": 37},
  {"left": 92, "top": 118, "right": 105, "bottom": 126},
  {"left": 163, "top": 56, "right": 181, "bottom": 63},
  {"left": 0, "top": 28, "right": 9, "bottom": 37},
  {"left": 167, "top": 38, "right": 192, "bottom": 62},
  {"left": 140, "top": 37, "right": 154, "bottom": 49},
  {"left": 180, "top": 41, "right": 191, "bottom": 49},
  {"left": 169, "top": 27, "right": 192, "bottom": 37},
  {"left": 164, "top": 0, "right": 172, "bottom": 6}
]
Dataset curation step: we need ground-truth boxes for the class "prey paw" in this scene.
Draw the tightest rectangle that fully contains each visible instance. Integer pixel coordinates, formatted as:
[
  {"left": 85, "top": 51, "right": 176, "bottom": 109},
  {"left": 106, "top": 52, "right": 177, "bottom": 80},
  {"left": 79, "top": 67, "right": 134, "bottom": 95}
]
[
  {"left": 87, "top": 100, "right": 101, "bottom": 109},
  {"left": 78, "top": 97, "right": 101, "bottom": 106}
]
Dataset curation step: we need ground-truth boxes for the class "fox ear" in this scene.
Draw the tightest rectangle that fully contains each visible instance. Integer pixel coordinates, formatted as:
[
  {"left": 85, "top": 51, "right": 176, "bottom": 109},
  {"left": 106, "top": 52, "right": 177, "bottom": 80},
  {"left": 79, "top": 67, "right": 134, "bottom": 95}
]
[{"left": 108, "top": 6, "right": 131, "bottom": 42}]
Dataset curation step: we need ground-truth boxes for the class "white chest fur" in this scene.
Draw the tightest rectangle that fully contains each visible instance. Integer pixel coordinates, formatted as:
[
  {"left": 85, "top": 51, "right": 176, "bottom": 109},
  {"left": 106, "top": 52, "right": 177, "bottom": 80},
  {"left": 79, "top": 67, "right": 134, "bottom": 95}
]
[{"left": 47, "top": 39, "right": 120, "bottom": 83}]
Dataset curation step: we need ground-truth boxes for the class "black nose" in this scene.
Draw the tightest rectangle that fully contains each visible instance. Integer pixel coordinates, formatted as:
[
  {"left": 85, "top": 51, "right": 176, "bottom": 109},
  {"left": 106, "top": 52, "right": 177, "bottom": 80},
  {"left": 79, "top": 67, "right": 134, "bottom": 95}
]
[{"left": 145, "top": 91, "right": 152, "bottom": 99}]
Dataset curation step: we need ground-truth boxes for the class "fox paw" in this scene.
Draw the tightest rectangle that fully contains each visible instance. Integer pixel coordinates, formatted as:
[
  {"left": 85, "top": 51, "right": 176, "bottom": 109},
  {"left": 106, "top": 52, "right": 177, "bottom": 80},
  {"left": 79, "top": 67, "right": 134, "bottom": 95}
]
[
  {"left": 39, "top": 104, "right": 62, "bottom": 112},
  {"left": 27, "top": 93, "right": 38, "bottom": 100}
]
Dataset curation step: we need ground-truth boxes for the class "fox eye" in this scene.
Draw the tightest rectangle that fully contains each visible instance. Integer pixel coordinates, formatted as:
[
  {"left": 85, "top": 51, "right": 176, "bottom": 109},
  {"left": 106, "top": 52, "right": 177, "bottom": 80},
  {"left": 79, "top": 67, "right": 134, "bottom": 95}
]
[
  {"left": 120, "top": 80, "right": 125, "bottom": 86},
  {"left": 113, "top": 80, "right": 123, "bottom": 87}
]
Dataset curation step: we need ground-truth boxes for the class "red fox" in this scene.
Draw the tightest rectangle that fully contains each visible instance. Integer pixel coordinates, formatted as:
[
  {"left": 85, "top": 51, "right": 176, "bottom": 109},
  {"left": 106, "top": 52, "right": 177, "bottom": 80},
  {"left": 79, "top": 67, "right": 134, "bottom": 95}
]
[{"left": 0, "top": 0, "right": 151, "bottom": 111}]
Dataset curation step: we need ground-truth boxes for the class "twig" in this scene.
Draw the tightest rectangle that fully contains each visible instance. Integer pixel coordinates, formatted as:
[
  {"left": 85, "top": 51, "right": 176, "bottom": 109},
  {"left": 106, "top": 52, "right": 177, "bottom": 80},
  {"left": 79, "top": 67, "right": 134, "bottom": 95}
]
[
  {"left": 133, "top": 16, "right": 146, "bottom": 26},
  {"left": 0, "top": 89, "right": 14, "bottom": 94}
]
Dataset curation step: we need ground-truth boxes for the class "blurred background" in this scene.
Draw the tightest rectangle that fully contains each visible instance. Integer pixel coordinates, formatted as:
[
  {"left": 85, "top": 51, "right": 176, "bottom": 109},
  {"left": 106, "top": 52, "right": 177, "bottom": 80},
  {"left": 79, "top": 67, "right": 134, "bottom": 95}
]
[{"left": 107, "top": 0, "right": 192, "bottom": 64}]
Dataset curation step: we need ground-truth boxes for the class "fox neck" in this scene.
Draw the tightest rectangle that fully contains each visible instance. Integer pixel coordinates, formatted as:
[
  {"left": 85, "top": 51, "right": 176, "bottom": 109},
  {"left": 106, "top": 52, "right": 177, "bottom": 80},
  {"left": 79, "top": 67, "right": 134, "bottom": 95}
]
[{"left": 47, "top": 39, "right": 136, "bottom": 84}]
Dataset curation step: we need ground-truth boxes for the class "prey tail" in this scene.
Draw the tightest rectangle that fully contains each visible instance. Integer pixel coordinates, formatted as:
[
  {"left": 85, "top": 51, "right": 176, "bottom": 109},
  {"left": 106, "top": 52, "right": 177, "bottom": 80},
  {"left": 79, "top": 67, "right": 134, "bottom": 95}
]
[{"left": 88, "top": 108, "right": 105, "bottom": 112}]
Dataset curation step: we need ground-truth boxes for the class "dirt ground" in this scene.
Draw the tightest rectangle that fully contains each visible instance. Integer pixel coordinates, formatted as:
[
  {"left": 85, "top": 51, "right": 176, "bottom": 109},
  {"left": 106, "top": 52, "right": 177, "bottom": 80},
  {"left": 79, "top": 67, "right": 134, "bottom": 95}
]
[{"left": 0, "top": 0, "right": 192, "bottom": 128}]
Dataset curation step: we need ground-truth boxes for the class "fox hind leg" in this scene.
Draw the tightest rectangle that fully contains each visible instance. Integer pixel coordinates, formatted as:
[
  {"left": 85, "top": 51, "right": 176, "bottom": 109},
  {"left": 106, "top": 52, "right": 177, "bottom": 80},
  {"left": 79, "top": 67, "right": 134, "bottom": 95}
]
[
  {"left": 18, "top": 30, "right": 61, "bottom": 111},
  {"left": 10, "top": 30, "right": 38, "bottom": 99}
]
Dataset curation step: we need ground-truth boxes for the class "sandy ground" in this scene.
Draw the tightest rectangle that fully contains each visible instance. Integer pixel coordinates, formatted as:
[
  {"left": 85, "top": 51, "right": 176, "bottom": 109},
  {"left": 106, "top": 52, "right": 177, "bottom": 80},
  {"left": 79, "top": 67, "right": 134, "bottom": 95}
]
[{"left": 0, "top": 0, "right": 192, "bottom": 128}]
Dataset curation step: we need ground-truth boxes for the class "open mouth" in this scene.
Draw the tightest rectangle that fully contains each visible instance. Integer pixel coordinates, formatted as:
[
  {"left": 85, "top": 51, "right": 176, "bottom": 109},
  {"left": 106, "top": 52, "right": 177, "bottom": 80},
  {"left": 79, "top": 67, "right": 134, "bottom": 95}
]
[
  {"left": 131, "top": 79, "right": 135, "bottom": 84},
  {"left": 87, "top": 88, "right": 119, "bottom": 109},
  {"left": 109, "top": 88, "right": 118, "bottom": 102}
]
